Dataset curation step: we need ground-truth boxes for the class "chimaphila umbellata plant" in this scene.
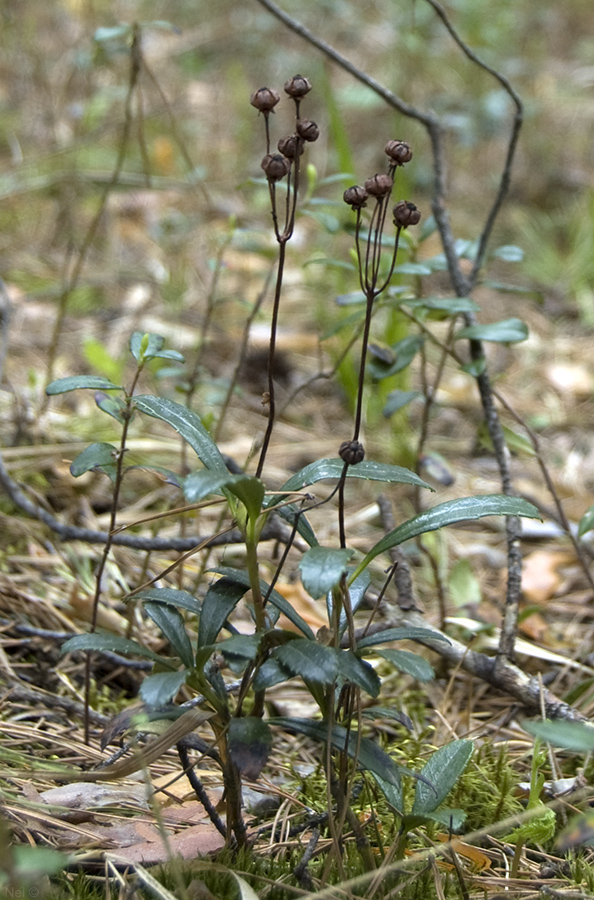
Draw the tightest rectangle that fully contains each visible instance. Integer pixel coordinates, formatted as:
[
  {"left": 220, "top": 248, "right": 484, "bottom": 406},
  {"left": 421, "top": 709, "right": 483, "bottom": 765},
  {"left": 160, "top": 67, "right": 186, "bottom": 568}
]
[{"left": 47, "top": 75, "right": 540, "bottom": 865}]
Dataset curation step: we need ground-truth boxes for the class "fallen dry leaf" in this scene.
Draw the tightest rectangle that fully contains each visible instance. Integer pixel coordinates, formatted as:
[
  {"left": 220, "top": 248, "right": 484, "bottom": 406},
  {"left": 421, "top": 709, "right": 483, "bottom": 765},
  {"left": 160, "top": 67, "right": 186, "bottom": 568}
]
[{"left": 521, "top": 549, "right": 574, "bottom": 605}]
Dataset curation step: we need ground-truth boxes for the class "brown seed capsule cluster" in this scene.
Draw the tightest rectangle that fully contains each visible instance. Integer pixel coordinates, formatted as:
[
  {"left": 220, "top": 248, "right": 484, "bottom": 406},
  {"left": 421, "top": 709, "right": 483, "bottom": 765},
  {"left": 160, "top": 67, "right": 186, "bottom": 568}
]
[
  {"left": 339, "top": 440, "right": 365, "bottom": 465},
  {"left": 252, "top": 76, "right": 318, "bottom": 184},
  {"left": 393, "top": 200, "right": 421, "bottom": 228}
]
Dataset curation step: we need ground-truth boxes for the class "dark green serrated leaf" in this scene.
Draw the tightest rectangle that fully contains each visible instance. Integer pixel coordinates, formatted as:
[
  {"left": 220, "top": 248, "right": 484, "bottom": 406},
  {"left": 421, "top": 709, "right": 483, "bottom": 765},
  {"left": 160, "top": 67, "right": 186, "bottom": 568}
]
[
  {"left": 351, "top": 495, "right": 541, "bottom": 580},
  {"left": 61, "top": 633, "right": 171, "bottom": 667},
  {"left": 140, "top": 670, "right": 188, "bottom": 708},
  {"left": 143, "top": 602, "right": 194, "bottom": 669},
  {"left": 299, "top": 546, "right": 353, "bottom": 599},
  {"left": 278, "top": 458, "right": 431, "bottom": 494},
  {"left": 253, "top": 657, "right": 294, "bottom": 691},
  {"left": 456, "top": 317, "right": 529, "bottom": 344},
  {"left": 375, "top": 649, "right": 435, "bottom": 682},
  {"left": 228, "top": 718, "right": 272, "bottom": 779},
  {"left": 270, "top": 717, "right": 402, "bottom": 788},
  {"left": 134, "top": 395, "right": 228, "bottom": 474},
  {"left": 211, "top": 567, "right": 315, "bottom": 639},
  {"left": 46, "top": 375, "right": 123, "bottom": 395},
  {"left": 337, "top": 651, "right": 380, "bottom": 697},
  {"left": 135, "top": 588, "right": 201, "bottom": 615},
  {"left": 198, "top": 577, "right": 246, "bottom": 647},
  {"left": 412, "top": 739, "right": 473, "bottom": 815},
  {"left": 69, "top": 442, "right": 117, "bottom": 478},
  {"left": 218, "top": 634, "right": 260, "bottom": 662},
  {"left": 361, "top": 706, "right": 413, "bottom": 731},
  {"left": 357, "top": 626, "right": 450, "bottom": 652},
  {"left": 275, "top": 639, "right": 338, "bottom": 686}
]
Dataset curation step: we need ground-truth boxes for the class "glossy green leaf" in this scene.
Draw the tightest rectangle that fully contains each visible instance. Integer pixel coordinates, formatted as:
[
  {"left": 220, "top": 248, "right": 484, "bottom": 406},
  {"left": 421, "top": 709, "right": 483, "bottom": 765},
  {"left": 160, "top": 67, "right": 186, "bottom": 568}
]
[
  {"left": 337, "top": 651, "right": 381, "bottom": 697},
  {"left": 412, "top": 739, "right": 473, "bottom": 815},
  {"left": 455, "top": 317, "right": 529, "bottom": 344},
  {"left": 198, "top": 577, "right": 246, "bottom": 647},
  {"left": 578, "top": 504, "right": 594, "bottom": 539},
  {"left": 46, "top": 375, "right": 123, "bottom": 395},
  {"left": 134, "top": 395, "right": 228, "bottom": 474},
  {"left": 404, "top": 296, "right": 480, "bottom": 314},
  {"left": 270, "top": 717, "right": 402, "bottom": 788},
  {"left": 227, "top": 475, "right": 265, "bottom": 521},
  {"left": 522, "top": 719, "right": 594, "bottom": 752},
  {"left": 372, "top": 772, "right": 404, "bottom": 814},
  {"left": 383, "top": 390, "right": 423, "bottom": 418},
  {"left": 356, "top": 626, "right": 450, "bottom": 652},
  {"left": 276, "top": 504, "right": 319, "bottom": 548},
  {"left": 299, "top": 546, "right": 353, "bottom": 599},
  {"left": 351, "top": 495, "right": 541, "bottom": 580},
  {"left": 69, "top": 442, "right": 117, "bottom": 478},
  {"left": 275, "top": 639, "right": 339, "bottom": 685},
  {"left": 278, "top": 458, "right": 431, "bottom": 494},
  {"left": 95, "top": 391, "right": 127, "bottom": 424},
  {"left": 229, "top": 717, "right": 272, "bottom": 779},
  {"left": 135, "top": 588, "right": 201, "bottom": 615},
  {"left": 492, "top": 244, "right": 524, "bottom": 262},
  {"left": 140, "top": 670, "right": 188, "bottom": 708},
  {"left": 218, "top": 634, "right": 260, "bottom": 663},
  {"left": 253, "top": 657, "right": 294, "bottom": 691},
  {"left": 330, "top": 569, "right": 371, "bottom": 637},
  {"left": 211, "top": 567, "right": 315, "bottom": 639},
  {"left": 183, "top": 470, "right": 244, "bottom": 503},
  {"left": 375, "top": 648, "right": 435, "bottom": 682},
  {"left": 61, "top": 633, "right": 171, "bottom": 667},
  {"left": 368, "top": 335, "right": 424, "bottom": 379},
  {"left": 130, "top": 332, "right": 184, "bottom": 364},
  {"left": 143, "top": 602, "right": 194, "bottom": 669}
]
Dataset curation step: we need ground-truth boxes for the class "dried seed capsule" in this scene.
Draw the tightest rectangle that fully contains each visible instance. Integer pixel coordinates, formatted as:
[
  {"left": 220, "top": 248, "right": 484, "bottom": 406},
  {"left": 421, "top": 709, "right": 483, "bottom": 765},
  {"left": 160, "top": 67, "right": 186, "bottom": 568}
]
[
  {"left": 277, "top": 134, "right": 304, "bottom": 159},
  {"left": 250, "top": 87, "right": 281, "bottom": 113},
  {"left": 393, "top": 200, "right": 421, "bottom": 228},
  {"left": 296, "top": 119, "right": 320, "bottom": 142},
  {"left": 261, "top": 153, "right": 291, "bottom": 182},
  {"left": 385, "top": 140, "right": 413, "bottom": 165},
  {"left": 339, "top": 440, "right": 365, "bottom": 465},
  {"left": 284, "top": 74, "right": 312, "bottom": 98},
  {"left": 343, "top": 185, "right": 369, "bottom": 210},
  {"left": 364, "top": 173, "right": 394, "bottom": 197}
]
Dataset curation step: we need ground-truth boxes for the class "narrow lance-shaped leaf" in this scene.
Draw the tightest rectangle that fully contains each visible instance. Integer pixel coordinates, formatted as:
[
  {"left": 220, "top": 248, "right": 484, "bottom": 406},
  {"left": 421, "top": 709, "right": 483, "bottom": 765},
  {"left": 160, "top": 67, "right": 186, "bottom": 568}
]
[
  {"left": 275, "top": 458, "right": 431, "bottom": 496},
  {"left": 299, "top": 546, "right": 353, "bottom": 599},
  {"left": 46, "top": 375, "right": 124, "bottom": 395},
  {"left": 350, "top": 495, "right": 541, "bottom": 582},
  {"left": 61, "top": 633, "right": 174, "bottom": 668},
  {"left": 143, "top": 602, "right": 194, "bottom": 669},
  {"left": 456, "top": 317, "right": 528, "bottom": 344},
  {"left": 134, "top": 395, "right": 228, "bottom": 474}
]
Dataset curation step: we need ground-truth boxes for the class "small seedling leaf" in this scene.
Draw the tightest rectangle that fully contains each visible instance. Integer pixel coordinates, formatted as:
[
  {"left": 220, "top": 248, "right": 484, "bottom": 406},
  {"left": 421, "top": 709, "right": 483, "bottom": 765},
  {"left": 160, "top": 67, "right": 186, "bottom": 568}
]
[
  {"left": 143, "top": 602, "right": 194, "bottom": 669},
  {"left": 455, "top": 317, "right": 529, "bottom": 344},
  {"left": 46, "top": 375, "right": 123, "bottom": 394},
  {"left": 299, "top": 546, "right": 354, "bottom": 599},
  {"left": 412, "top": 739, "right": 473, "bottom": 815}
]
